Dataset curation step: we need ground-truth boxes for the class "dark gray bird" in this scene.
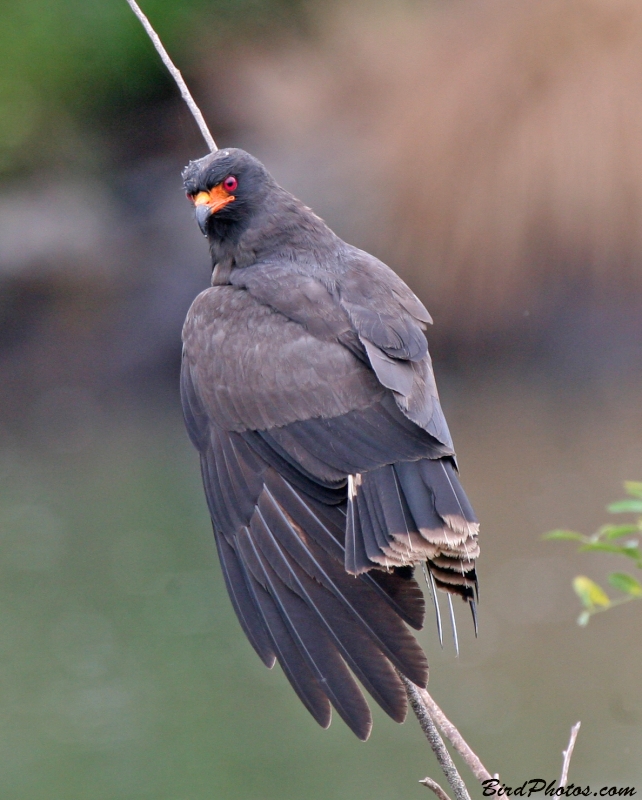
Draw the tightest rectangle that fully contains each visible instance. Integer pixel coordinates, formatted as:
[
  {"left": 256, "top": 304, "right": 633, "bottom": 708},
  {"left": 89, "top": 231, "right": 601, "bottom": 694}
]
[{"left": 181, "top": 148, "right": 479, "bottom": 740}]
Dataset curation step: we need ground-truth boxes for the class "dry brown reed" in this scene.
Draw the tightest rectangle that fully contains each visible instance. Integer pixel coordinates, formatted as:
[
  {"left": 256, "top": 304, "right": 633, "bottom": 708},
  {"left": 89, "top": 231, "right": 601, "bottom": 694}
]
[{"left": 217, "top": 0, "right": 642, "bottom": 340}]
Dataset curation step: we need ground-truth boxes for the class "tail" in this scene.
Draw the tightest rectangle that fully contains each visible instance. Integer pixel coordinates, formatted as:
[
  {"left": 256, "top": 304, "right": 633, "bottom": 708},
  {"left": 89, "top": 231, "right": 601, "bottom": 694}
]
[{"left": 345, "top": 457, "right": 479, "bottom": 606}]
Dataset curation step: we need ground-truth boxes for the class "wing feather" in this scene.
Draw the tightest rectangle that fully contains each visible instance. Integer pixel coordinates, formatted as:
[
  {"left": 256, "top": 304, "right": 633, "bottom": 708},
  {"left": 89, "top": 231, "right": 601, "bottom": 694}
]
[
  {"left": 259, "top": 475, "right": 428, "bottom": 686},
  {"left": 239, "top": 522, "right": 372, "bottom": 739},
  {"left": 234, "top": 529, "right": 333, "bottom": 728},
  {"left": 213, "top": 532, "right": 275, "bottom": 667},
  {"left": 252, "top": 501, "right": 408, "bottom": 723},
  {"left": 180, "top": 251, "right": 479, "bottom": 737}
]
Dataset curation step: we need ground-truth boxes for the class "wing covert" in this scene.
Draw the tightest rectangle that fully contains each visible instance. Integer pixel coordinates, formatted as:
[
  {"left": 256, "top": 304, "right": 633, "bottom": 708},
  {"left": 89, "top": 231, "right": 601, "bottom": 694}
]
[{"left": 182, "top": 286, "right": 384, "bottom": 433}]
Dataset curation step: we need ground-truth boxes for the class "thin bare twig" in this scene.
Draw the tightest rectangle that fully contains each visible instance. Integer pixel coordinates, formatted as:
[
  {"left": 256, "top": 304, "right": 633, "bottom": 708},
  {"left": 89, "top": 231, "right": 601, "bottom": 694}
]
[
  {"left": 559, "top": 722, "right": 581, "bottom": 787},
  {"left": 124, "top": 0, "right": 217, "bottom": 151},
  {"left": 420, "top": 776, "right": 455, "bottom": 800},
  {"left": 417, "top": 686, "right": 493, "bottom": 783},
  {"left": 400, "top": 675, "right": 472, "bottom": 800}
]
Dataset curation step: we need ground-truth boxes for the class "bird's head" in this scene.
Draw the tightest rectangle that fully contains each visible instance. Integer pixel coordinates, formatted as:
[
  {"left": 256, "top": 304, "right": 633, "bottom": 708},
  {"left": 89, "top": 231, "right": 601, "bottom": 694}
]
[{"left": 182, "top": 148, "right": 273, "bottom": 239}]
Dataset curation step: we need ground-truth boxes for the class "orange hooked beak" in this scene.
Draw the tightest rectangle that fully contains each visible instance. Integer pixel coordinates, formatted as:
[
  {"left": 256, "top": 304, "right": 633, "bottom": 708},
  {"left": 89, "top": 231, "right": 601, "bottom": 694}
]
[{"left": 190, "top": 184, "right": 235, "bottom": 234}]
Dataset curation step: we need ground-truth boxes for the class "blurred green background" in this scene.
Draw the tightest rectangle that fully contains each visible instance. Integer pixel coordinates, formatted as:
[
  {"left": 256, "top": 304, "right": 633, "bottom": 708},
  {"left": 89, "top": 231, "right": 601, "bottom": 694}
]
[{"left": 1, "top": 0, "right": 642, "bottom": 797}]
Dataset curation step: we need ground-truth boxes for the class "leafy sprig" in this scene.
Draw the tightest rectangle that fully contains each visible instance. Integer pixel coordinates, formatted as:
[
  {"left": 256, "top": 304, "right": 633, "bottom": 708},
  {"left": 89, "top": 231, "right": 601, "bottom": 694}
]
[{"left": 544, "top": 481, "right": 642, "bottom": 625}]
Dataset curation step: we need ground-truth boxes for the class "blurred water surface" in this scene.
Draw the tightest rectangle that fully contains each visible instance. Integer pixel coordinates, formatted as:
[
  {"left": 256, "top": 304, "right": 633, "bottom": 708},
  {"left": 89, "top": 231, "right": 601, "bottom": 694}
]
[{"left": 0, "top": 374, "right": 640, "bottom": 799}]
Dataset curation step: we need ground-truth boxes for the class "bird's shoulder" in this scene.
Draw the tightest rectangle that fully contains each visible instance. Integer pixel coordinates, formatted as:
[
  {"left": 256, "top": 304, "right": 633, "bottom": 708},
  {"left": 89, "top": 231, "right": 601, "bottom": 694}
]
[
  {"left": 333, "top": 248, "right": 451, "bottom": 444},
  {"left": 335, "top": 247, "right": 432, "bottom": 359},
  {"left": 182, "top": 283, "right": 273, "bottom": 345},
  {"left": 339, "top": 247, "right": 433, "bottom": 324},
  {"left": 226, "top": 246, "right": 432, "bottom": 355},
  {"left": 228, "top": 260, "right": 355, "bottom": 344},
  {"left": 181, "top": 284, "right": 384, "bottom": 433},
  {"left": 218, "top": 247, "right": 451, "bottom": 445}
]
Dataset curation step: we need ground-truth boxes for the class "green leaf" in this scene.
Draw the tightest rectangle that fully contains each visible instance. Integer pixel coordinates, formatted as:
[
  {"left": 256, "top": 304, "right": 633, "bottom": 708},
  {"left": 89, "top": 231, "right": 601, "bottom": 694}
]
[
  {"left": 543, "top": 530, "right": 585, "bottom": 541},
  {"left": 624, "top": 481, "right": 642, "bottom": 499},
  {"left": 573, "top": 576, "right": 610, "bottom": 609},
  {"left": 577, "top": 610, "right": 591, "bottom": 626},
  {"left": 578, "top": 542, "right": 636, "bottom": 556},
  {"left": 608, "top": 572, "right": 642, "bottom": 597},
  {"left": 607, "top": 500, "right": 642, "bottom": 514},
  {"left": 599, "top": 524, "right": 639, "bottom": 540},
  {"left": 621, "top": 544, "right": 642, "bottom": 562}
]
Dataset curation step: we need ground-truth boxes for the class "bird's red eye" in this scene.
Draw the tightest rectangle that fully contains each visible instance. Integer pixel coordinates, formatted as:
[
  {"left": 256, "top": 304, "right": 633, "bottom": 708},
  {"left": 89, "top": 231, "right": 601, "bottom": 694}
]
[{"left": 223, "top": 176, "right": 238, "bottom": 193}]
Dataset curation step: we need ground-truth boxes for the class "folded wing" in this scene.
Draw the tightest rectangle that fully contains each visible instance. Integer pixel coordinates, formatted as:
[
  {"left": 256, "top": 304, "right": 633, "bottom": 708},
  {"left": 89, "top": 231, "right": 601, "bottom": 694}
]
[{"left": 181, "top": 278, "right": 478, "bottom": 737}]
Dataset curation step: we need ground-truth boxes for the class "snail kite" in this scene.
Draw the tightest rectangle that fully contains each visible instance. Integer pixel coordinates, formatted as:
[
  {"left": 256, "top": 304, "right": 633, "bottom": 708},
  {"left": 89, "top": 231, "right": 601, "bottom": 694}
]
[{"left": 181, "top": 148, "right": 479, "bottom": 740}]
